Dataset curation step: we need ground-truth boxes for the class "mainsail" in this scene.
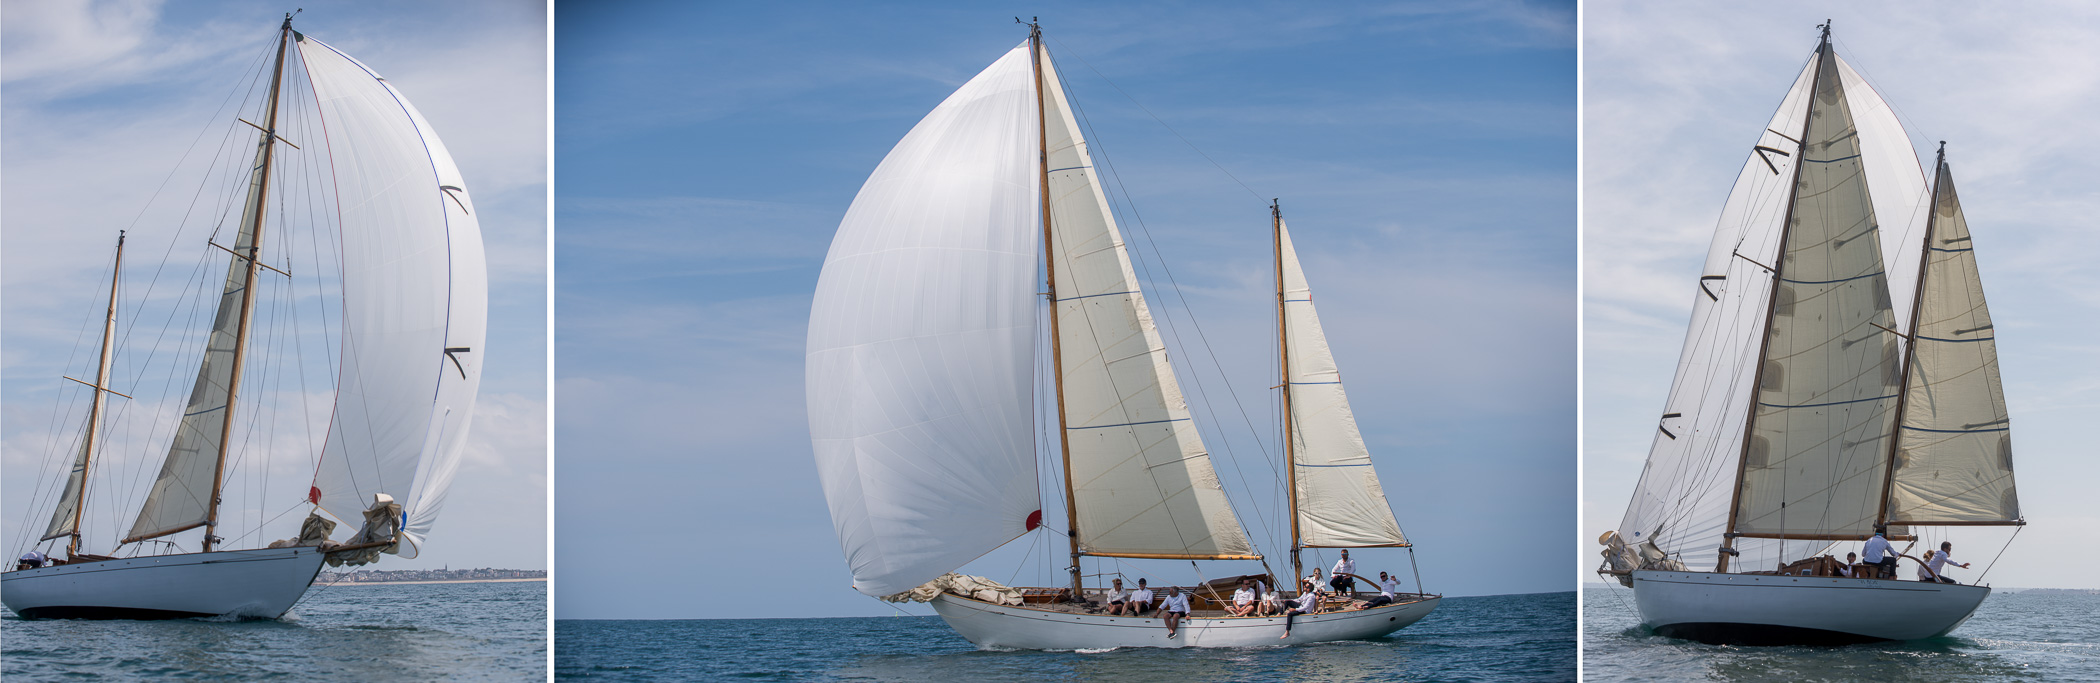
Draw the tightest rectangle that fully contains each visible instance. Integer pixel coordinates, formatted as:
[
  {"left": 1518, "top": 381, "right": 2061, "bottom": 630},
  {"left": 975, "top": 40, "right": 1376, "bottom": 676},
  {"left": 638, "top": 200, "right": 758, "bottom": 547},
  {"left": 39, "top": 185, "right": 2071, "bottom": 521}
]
[
  {"left": 1279, "top": 219, "right": 1406, "bottom": 548},
  {"left": 1731, "top": 40, "right": 1902, "bottom": 541},
  {"left": 807, "top": 43, "right": 1044, "bottom": 597},
  {"left": 1037, "top": 43, "right": 1255, "bottom": 560},
  {"left": 1887, "top": 158, "right": 2019, "bottom": 524},
  {"left": 126, "top": 104, "right": 274, "bottom": 543},
  {"left": 1616, "top": 38, "right": 1932, "bottom": 570},
  {"left": 301, "top": 34, "right": 488, "bottom": 559}
]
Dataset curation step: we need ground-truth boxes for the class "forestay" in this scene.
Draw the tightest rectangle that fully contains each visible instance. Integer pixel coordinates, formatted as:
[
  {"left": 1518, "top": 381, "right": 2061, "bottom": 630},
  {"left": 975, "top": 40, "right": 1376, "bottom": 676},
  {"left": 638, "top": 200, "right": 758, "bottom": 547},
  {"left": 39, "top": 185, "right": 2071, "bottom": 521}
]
[
  {"left": 1279, "top": 220, "right": 1406, "bottom": 547},
  {"left": 301, "top": 34, "right": 488, "bottom": 559},
  {"left": 807, "top": 43, "right": 1043, "bottom": 597},
  {"left": 1038, "top": 44, "right": 1255, "bottom": 560},
  {"left": 1888, "top": 161, "right": 2019, "bottom": 524}
]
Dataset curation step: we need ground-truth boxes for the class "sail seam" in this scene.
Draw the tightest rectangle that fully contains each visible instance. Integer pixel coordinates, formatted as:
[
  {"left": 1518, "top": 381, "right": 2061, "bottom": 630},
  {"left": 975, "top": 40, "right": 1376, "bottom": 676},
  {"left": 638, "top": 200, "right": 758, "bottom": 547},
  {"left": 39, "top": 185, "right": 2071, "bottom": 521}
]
[
  {"left": 1778, "top": 270, "right": 1882, "bottom": 285},
  {"left": 1067, "top": 418, "right": 1188, "bottom": 430},
  {"left": 1758, "top": 394, "right": 1896, "bottom": 409}
]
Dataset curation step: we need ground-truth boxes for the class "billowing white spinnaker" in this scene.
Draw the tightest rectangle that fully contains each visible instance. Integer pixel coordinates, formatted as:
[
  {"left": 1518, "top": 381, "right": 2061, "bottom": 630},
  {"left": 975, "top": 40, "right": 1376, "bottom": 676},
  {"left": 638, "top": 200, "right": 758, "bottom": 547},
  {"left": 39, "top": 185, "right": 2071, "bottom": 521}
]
[
  {"left": 807, "top": 43, "right": 1043, "bottom": 597},
  {"left": 301, "top": 35, "right": 487, "bottom": 558}
]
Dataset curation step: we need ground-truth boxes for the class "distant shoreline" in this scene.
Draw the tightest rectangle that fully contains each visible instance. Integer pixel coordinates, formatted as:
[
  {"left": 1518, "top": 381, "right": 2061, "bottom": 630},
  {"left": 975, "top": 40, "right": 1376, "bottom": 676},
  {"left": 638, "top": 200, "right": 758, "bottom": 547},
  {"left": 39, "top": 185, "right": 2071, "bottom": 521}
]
[{"left": 324, "top": 577, "right": 548, "bottom": 586}]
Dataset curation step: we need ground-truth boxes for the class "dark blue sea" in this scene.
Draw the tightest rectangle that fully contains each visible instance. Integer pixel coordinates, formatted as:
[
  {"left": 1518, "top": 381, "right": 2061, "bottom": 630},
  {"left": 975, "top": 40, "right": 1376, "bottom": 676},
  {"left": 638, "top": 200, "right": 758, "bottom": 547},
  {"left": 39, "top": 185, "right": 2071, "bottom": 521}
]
[
  {"left": 1, "top": 580, "right": 547, "bottom": 681},
  {"left": 1585, "top": 585, "right": 2100, "bottom": 681},
  {"left": 556, "top": 591, "right": 1572, "bottom": 681}
]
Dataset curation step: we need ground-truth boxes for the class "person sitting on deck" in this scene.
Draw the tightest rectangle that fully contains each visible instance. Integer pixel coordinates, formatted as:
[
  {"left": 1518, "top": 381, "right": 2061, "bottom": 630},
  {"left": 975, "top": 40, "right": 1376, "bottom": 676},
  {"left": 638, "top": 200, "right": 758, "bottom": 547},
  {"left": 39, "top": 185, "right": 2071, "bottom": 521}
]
[
  {"left": 1862, "top": 526, "right": 1898, "bottom": 579},
  {"left": 1306, "top": 567, "right": 1325, "bottom": 593},
  {"left": 16, "top": 550, "right": 46, "bottom": 571},
  {"left": 1836, "top": 552, "right": 1859, "bottom": 577},
  {"left": 1102, "top": 578, "right": 1129, "bottom": 614},
  {"left": 1258, "top": 585, "right": 1285, "bottom": 616},
  {"left": 1920, "top": 542, "right": 1970, "bottom": 584},
  {"left": 1228, "top": 579, "right": 1258, "bottom": 617},
  {"left": 1358, "top": 571, "right": 1401, "bottom": 610},
  {"left": 1330, "top": 550, "right": 1357, "bottom": 594},
  {"left": 1121, "top": 578, "right": 1153, "bottom": 615},
  {"left": 1161, "top": 586, "right": 1192, "bottom": 639},
  {"left": 1280, "top": 578, "right": 1323, "bottom": 638}
]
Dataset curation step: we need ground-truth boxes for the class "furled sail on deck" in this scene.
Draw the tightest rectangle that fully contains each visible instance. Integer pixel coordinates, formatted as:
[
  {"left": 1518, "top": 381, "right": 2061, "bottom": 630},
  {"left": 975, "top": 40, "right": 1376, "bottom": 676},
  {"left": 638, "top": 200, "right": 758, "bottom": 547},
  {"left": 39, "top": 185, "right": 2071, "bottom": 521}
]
[
  {"left": 1733, "top": 41, "right": 1904, "bottom": 540},
  {"left": 127, "top": 117, "right": 272, "bottom": 543},
  {"left": 807, "top": 43, "right": 1043, "bottom": 597},
  {"left": 301, "top": 34, "right": 488, "bottom": 559},
  {"left": 1038, "top": 44, "right": 1255, "bottom": 560},
  {"left": 1279, "top": 220, "right": 1406, "bottom": 547},
  {"left": 1888, "top": 160, "right": 2019, "bottom": 524}
]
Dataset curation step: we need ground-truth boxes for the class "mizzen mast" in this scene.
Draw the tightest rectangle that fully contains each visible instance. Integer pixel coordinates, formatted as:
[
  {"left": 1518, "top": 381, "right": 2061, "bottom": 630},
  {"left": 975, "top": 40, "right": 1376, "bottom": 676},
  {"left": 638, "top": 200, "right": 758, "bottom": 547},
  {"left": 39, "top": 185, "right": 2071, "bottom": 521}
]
[{"left": 1275, "top": 199, "right": 1303, "bottom": 584}]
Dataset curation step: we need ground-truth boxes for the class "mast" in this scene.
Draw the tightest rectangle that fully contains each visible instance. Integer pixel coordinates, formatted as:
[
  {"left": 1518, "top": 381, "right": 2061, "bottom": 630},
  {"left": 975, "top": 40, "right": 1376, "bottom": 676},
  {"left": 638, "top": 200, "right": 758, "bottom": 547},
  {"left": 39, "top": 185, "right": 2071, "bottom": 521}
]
[
  {"left": 204, "top": 13, "right": 293, "bottom": 553},
  {"left": 1876, "top": 142, "right": 1945, "bottom": 528},
  {"left": 1276, "top": 199, "right": 1303, "bottom": 583},
  {"left": 1027, "top": 18, "right": 1085, "bottom": 599},
  {"left": 1717, "top": 21, "right": 1828, "bottom": 574},
  {"left": 68, "top": 233, "right": 126, "bottom": 558}
]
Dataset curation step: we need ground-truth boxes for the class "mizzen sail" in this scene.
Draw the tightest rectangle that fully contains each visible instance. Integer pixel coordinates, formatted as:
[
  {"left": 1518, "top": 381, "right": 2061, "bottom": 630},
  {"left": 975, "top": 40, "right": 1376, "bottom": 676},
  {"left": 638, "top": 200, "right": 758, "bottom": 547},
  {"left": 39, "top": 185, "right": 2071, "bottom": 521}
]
[
  {"left": 1279, "top": 220, "right": 1406, "bottom": 547},
  {"left": 1887, "top": 159, "right": 2019, "bottom": 524}
]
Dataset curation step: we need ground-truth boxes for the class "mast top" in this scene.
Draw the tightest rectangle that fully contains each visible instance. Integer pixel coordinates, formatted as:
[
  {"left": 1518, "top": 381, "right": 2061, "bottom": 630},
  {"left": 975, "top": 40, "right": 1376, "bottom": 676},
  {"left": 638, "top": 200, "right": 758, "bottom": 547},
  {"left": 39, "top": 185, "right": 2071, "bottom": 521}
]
[
  {"left": 1016, "top": 16, "right": 1041, "bottom": 39},
  {"left": 1818, "top": 19, "right": 1831, "bottom": 44},
  {"left": 284, "top": 9, "right": 300, "bottom": 30}
]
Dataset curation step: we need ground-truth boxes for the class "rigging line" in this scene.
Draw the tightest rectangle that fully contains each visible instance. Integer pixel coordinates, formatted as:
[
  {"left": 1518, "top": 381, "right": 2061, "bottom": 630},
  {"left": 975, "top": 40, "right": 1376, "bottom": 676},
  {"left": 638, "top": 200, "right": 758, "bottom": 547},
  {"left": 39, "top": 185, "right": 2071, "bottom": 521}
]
[
  {"left": 1046, "top": 35, "right": 1263, "bottom": 202},
  {"left": 11, "top": 253, "right": 111, "bottom": 556},
  {"left": 115, "top": 254, "right": 216, "bottom": 530},
  {"left": 1974, "top": 524, "right": 2022, "bottom": 585},
  {"left": 117, "top": 39, "right": 276, "bottom": 357},
  {"left": 1050, "top": 48, "right": 1281, "bottom": 553}
]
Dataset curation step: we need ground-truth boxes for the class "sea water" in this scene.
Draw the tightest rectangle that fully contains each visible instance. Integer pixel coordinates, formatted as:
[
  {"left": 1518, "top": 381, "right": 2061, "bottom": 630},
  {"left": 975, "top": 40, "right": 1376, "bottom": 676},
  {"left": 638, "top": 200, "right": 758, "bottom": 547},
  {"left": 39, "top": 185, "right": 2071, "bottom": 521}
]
[
  {"left": 556, "top": 591, "right": 1573, "bottom": 681},
  {"left": 1584, "top": 584, "right": 2100, "bottom": 681},
  {"left": 1, "top": 580, "right": 546, "bottom": 681}
]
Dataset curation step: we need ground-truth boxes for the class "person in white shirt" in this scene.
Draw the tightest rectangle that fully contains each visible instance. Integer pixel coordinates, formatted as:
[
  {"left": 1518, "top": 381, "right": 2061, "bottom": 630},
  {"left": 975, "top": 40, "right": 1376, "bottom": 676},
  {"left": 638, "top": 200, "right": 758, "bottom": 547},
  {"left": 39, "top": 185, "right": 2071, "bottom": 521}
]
[
  {"left": 1862, "top": 526, "right": 1898, "bottom": 579},
  {"left": 1330, "top": 550, "right": 1358, "bottom": 594},
  {"left": 1837, "top": 552, "right": 1858, "bottom": 577},
  {"left": 1122, "top": 578, "right": 1154, "bottom": 615},
  {"left": 1280, "top": 578, "right": 1324, "bottom": 638},
  {"left": 1228, "top": 579, "right": 1258, "bottom": 617},
  {"left": 1358, "top": 571, "right": 1401, "bottom": 609},
  {"left": 1258, "top": 584, "right": 1285, "bottom": 616},
  {"left": 1103, "top": 578, "right": 1130, "bottom": 615},
  {"left": 1160, "top": 586, "right": 1192, "bottom": 638},
  {"left": 1921, "top": 541, "right": 1970, "bottom": 584}
]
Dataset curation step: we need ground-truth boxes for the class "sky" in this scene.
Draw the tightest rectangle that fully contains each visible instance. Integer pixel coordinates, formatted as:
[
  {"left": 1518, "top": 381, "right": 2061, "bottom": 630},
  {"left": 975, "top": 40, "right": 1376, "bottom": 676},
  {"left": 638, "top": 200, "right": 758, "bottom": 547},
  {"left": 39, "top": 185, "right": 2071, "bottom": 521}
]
[
  {"left": 0, "top": 0, "right": 548, "bottom": 571},
  {"left": 556, "top": 0, "right": 1574, "bottom": 620},
  {"left": 1584, "top": 2, "right": 2100, "bottom": 591}
]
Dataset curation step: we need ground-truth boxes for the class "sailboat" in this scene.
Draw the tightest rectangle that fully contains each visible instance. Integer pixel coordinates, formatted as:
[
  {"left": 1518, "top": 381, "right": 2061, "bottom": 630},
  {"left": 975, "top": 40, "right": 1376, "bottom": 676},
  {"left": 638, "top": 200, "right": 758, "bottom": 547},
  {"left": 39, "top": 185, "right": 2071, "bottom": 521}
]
[
  {"left": 807, "top": 22, "right": 1437, "bottom": 650},
  {"left": 1598, "top": 23, "right": 2021, "bottom": 645},
  {"left": 2, "top": 13, "right": 486, "bottom": 620}
]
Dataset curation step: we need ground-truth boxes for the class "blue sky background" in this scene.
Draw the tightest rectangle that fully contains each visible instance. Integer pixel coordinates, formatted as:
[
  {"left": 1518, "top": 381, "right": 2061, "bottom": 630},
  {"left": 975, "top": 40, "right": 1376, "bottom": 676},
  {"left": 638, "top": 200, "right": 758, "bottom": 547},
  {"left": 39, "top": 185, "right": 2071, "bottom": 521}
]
[
  {"left": 1584, "top": 2, "right": 2100, "bottom": 590},
  {"left": 556, "top": 0, "right": 1573, "bottom": 619},
  {"left": 1, "top": 0, "right": 547, "bottom": 571}
]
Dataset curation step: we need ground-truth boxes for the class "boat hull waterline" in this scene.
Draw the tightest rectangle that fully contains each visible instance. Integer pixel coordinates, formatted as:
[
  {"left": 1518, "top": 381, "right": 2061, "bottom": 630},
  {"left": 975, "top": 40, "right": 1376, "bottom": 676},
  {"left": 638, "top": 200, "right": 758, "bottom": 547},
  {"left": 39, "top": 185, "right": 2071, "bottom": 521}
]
[
  {"left": 929, "top": 592, "right": 1440, "bottom": 650},
  {"left": 1630, "top": 569, "right": 1989, "bottom": 645},
  {"left": 1, "top": 546, "right": 328, "bottom": 620}
]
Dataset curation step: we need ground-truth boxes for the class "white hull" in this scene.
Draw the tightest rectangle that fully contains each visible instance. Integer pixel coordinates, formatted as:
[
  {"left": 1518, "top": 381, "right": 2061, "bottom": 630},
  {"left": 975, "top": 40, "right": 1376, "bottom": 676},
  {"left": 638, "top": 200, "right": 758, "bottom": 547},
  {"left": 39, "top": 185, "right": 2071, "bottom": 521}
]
[
  {"left": 1631, "top": 569, "right": 1989, "bottom": 644},
  {"left": 929, "top": 593, "right": 1440, "bottom": 650},
  {"left": 1, "top": 546, "right": 327, "bottom": 620}
]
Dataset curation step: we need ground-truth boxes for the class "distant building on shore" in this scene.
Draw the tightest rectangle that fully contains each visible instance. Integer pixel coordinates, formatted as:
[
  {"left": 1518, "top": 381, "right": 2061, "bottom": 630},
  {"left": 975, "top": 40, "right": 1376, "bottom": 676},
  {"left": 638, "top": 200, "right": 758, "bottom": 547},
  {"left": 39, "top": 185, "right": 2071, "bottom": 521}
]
[{"left": 319, "top": 567, "right": 548, "bottom": 583}]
